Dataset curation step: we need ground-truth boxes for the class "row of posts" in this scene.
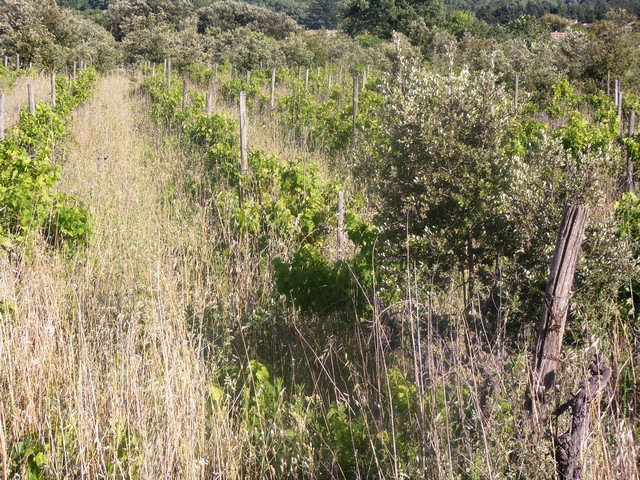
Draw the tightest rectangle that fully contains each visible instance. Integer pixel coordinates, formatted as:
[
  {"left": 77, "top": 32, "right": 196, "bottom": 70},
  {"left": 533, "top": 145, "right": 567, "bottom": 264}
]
[
  {"left": 0, "top": 69, "right": 85, "bottom": 140},
  {"left": 160, "top": 58, "right": 350, "bottom": 255},
  {"left": 2, "top": 54, "right": 91, "bottom": 74}
]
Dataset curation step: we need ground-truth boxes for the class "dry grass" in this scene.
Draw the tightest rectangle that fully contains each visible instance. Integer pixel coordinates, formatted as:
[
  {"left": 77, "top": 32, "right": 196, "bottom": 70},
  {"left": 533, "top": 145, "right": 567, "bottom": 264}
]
[
  {"left": 0, "top": 72, "right": 238, "bottom": 478},
  {"left": 0, "top": 70, "right": 637, "bottom": 479},
  {"left": 2, "top": 73, "right": 53, "bottom": 129}
]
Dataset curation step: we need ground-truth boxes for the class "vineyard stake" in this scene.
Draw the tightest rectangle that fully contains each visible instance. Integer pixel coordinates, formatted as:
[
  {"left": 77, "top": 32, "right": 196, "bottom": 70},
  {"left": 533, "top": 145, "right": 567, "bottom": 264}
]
[
  {"left": 270, "top": 68, "right": 276, "bottom": 110},
  {"left": 626, "top": 110, "right": 636, "bottom": 193},
  {"left": 528, "top": 204, "right": 588, "bottom": 425},
  {"left": 514, "top": 74, "right": 519, "bottom": 110},
  {"left": 337, "top": 191, "right": 345, "bottom": 258},
  {"left": 206, "top": 93, "right": 212, "bottom": 115},
  {"left": 352, "top": 75, "right": 359, "bottom": 147},
  {"left": 28, "top": 84, "right": 35, "bottom": 115},
  {"left": 0, "top": 94, "right": 4, "bottom": 140},
  {"left": 182, "top": 78, "right": 188, "bottom": 110},
  {"left": 239, "top": 91, "right": 248, "bottom": 174},
  {"left": 51, "top": 73, "right": 56, "bottom": 108},
  {"left": 15, "top": 53, "right": 19, "bottom": 71},
  {"left": 305, "top": 68, "right": 309, "bottom": 91}
]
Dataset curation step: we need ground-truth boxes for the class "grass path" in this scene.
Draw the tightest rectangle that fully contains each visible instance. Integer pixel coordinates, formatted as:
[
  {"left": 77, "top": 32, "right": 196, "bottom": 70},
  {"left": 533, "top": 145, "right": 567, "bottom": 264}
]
[{"left": 0, "top": 73, "right": 233, "bottom": 478}]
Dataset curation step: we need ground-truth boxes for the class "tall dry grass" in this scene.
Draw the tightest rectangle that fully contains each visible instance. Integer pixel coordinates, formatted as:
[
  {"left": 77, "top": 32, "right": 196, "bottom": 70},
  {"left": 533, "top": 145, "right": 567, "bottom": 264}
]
[
  {"left": 2, "top": 73, "right": 53, "bottom": 129},
  {"left": 0, "top": 72, "right": 239, "bottom": 478},
  {"left": 0, "top": 69, "right": 637, "bottom": 479}
]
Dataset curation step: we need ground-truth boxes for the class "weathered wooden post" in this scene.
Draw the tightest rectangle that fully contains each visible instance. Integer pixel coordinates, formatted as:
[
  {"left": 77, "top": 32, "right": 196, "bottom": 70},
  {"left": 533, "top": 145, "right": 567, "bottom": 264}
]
[
  {"left": 182, "top": 78, "right": 188, "bottom": 110},
  {"left": 239, "top": 91, "right": 248, "bottom": 174},
  {"left": 152, "top": 63, "right": 155, "bottom": 76},
  {"left": 352, "top": 75, "right": 359, "bottom": 147},
  {"left": 304, "top": 67, "right": 309, "bottom": 91},
  {"left": 29, "top": 61, "right": 33, "bottom": 70},
  {"left": 606, "top": 71, "right": 610, "bottom": 96},
  {"left": 3, "top": 56, "right": 7, "bottom": 68},
  {"left": 73, "top": 62, "right": 77, "bottom": 80},
  {"left": 298, "top": 65, "right": 302, "bottom": 80},
  {"left": 214, "top": 63, "right": 219, "bottom": 80},
  {"left": 0, "top": 94, "right": 4, "bottom": 141},
  {"left": 167, "top": 59, "right": 171, "bottom": 89},
  {"left": 529, "top": 204, "right": 588, "bottom": 424},
  {"left": 337, "top": 191, "right": 345, "bottom": 258},
  {"left": 15, "top": 53, "right": 19, "bottom": 71},
  {"left": 27, "top": 84, "right": 35, "bottom": 115},
  {"left": 618, "top": 91, "right": 623, "bottom": 127},
  {"left": 270, "top": 68, "right": 276, "bottom": 110},
  {"left": 614, "top": 78, "right": 620, "bottom": 106},
  {"left": 626, "top": 110, "right": 636, "bottom": 193},
  {"left": 246, "top": 70, "right": 250, "bottom": 84},
  {"left": 163, "top": 58, "right": 167, "bottom": 74},
  {"left": 514, "top": 74, "right": 519, "bottom": 110},
  {"left": 361, "top": 70, "right": 367, "bottom": 91},
  {"left": 205, "top": 93, "right": 212, "bottom": 115},
  {"left": 51, "top": 73, "right": 56, "bottom": 108}
]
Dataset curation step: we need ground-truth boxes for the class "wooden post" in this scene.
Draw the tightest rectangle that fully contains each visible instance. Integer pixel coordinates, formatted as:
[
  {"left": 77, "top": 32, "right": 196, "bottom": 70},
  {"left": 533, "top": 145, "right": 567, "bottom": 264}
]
[
  {"left": 152, "top": 63, "right": 155, "bottom": 76},
  {"left": 29, "top": 61, "right": 32, "bottom": 70},
  {"left": 15, "top": 53, "right": 19, "bottom": 71},
  {"left": 205, "top": 93, "right": 212, "bottom": 115},
  {"left": 626, "top": 110, "right": 636, "bottom": 193},
  {"left": 352, "top": 75, "right": 359, "bottom": 147},
  {"left": 361, "top": 71, "right": 367, "bottom": 91},
  {"left": 606, "top": 71, "right": 610, "bottom": 96},
  {"left": 270, "top": 68, "right": 276, "bottom": 110},
  {"left": 304, "top": 67, "right": 309, "bottom": 91},
  {"left": 73, "top": 62, "right": 77, "bottom": 80},
  {"left": 298, "top": 65, "right": 302, "bottom": 80},
  {"left": 27, "top": 84, "right": 35, "bottom": 115},
  {"left": 163, "top": 58, "right": 167, "bottom": 74},
  {"left": 0, "top": 93, "right": 4, "bottom": 141},
  {"left": 182, "top": 78, "right": 188, "bottom": 110},
  {"left": 3, "top": 56, "right": 7, "bottom": 68},
  {"left": 167, "top": 59, "right": 171, "bottom": 89},
  {"left": 246, "top": 70, "right": 250, "bottom": 84},
  {"left": 337, "top": 191, "right": 345, "bottom": 258},
  {"left": 51, "top": 73, "right": 56, "bottom": 108},
  {"left": 617, "top": 90, "right": 623, "bottom": 138},
  {"left": 614, "top": 78, "right": 620, "bottom": 106},
  {"left": 239, "top": 91, "right": 248, "bottom": 174},
  {"left": 214, "top": 63, "right": 218, "bottom": 79},
  {"left": 529, "top": 204, "right": 588, "bottom": 422},
  {"left": 90, "top": 55, "right": 94, "bottom": 66},
  {"left": 514, "top": 74, "right": 519, "bottom": 110}
]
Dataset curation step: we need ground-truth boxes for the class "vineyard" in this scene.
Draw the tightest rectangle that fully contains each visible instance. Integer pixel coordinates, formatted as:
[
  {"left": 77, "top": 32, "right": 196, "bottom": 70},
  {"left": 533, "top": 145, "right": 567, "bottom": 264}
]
[{"left": 1, "top": 0, "right": 640, "bottom": 479}]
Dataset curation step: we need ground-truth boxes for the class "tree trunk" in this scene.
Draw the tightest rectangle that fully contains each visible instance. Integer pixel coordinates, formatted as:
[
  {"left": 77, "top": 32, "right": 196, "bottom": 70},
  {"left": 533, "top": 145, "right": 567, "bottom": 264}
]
[{"left": 553, "top": 354, "right": 611, "bottom": 479}]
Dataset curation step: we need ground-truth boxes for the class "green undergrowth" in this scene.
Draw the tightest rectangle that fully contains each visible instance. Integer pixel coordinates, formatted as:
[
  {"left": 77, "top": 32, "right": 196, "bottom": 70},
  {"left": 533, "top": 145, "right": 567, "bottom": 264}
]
[
  {"left": 142, "top": 72, "right": 378, "bottom": 316},
  {"left": 0, "top": 68, "right": 97, "bottom": 252}
]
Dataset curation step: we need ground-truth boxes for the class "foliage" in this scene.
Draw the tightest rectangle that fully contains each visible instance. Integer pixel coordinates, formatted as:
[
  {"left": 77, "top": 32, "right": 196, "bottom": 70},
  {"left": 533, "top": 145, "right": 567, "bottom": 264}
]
[
  {"left": 104, "top": 0, "right": 193, "bottom": 41},
  {"left": 196, "top": 1, "right": 300, "bottom": 40},
  {"left": 0, "top": 0, "right": 118, "bottom": 71},
  {"left": 0, "top": 68, "right": 96, "bottom": 251},
  {"left": 9, "top": 436, "right": 48, "bottom": 480}
]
